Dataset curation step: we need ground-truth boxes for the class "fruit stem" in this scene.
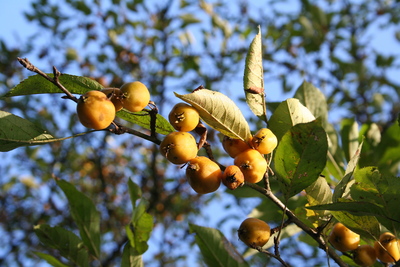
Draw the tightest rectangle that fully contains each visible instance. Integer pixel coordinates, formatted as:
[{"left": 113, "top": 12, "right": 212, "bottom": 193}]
[{"left": 148, "top": 102, "right": 158, "bottom": 138}]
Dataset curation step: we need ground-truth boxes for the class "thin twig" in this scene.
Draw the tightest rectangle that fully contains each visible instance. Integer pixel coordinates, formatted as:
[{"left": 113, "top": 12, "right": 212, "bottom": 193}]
[
  {"left": 254, "top": 246, "right": 290, "bottom": 267},
  {"left": 109, "top": 122, "right": 161, "bottom": 145},
  {"left": 17, "top": 57, "right": 78, "bottom": 102},
  {"left": 147, "top": 101, "right": 158, "bottom": 138}
]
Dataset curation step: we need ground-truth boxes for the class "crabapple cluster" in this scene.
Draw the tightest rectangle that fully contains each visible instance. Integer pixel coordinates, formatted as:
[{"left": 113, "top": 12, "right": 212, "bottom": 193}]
[
  {"left": 160, "top": 101, "right": 279, "bottom": 195},
  {"left": 329, "top": 223, "right": 400, "bottom": 266},
  {"left": 162, "top": 103, "right": 222, "bottom": 194},
  {"left": 76, "top": 81, "right": 151, "bottom": 130}
]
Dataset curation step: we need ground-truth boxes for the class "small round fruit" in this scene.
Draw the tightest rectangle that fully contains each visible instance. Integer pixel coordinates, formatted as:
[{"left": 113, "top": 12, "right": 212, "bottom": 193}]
[
  {"left": 222, "top": 165, "right": 245, "bottom": 190},
  {"left": 251, "top": 128, "right": 278, "bottom": 155},
  {"left": 101, "top": 88, "right": 124, "bottom": 111},
  {"left": 353, "top": 245, "right": 377, "bottom": 267},
  {"left": 328, "top": 222, "right": 360, "bottom": 252},
  {"left": 222, "top": 136, "right": 251, "bottom": 158},
  {"left": 77, "top": 90, "right": 116, "bottom": 130},
  {"left": 159, "top": 131, "right": 198, "bottom": 165},
  {"left": 168, "top": 103, "right": 200, "bottom": 132},
  {"left": 234, "top": 149, "right": 267, "bottom": 183},
  {"left": 238, "top": 218, "right": 271, "bottom": 248},
  {"left": 120, "top": 81, "right": 150, "bottom": 112},
  {"left": 374, "top": 232, "right": 400, "bottom": 263},
  {"left": 186, "top": 156, "right": 222, "bottom": 194}
]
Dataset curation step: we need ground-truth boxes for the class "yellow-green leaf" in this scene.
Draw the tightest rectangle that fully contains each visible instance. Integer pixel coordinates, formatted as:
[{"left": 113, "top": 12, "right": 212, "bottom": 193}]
[
  {"left": 268, "top": 98, "right": 316, "bottom": 141},
  {"left": 174, "top": 89, "right": 252, "bottom": 141},
  {"left": 243, "top": 26, "right": 266, "bottom": 121}
]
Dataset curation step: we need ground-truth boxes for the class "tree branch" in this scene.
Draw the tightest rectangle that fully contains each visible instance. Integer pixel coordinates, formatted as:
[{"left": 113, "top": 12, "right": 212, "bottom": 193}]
[{"left": 244, "top": 182, "right": 347, "bottom": 267}]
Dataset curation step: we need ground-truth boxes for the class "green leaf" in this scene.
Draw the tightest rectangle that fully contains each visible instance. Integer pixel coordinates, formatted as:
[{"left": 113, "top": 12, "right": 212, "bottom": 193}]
[
  {"left": 340, "top": 118, "right": 359, "bottom": 163},
  {"left": 309, "top": 202, "right": 382, "bottom": 240},
  {"left": 358, "top": 123, "right": 381, "bottom": 168},
  {"left": 174, "top": 89, "right": 252, "bottom": 141},
  {"left": 125, "top": 188, "right": 153, "bottom": 255},
  {"left": 57, "top": 179, "right": 101, "bottom": 258},
  {"left": 332, "top": 142, "right": 363, "bottom": 202},
  {"left": 305, "top": 175, "right": 332, "bottom": 218},
  {"left": 128, "top": 178, "right": 142, "bottom": 208},
  {"left": 33, "top": 251, "right": 69, "bottom": 267},
  {"left": 126, "top": 212, "right": 153, "bottom": 255},
  {"left": 0, "top": 110, "right": 54, "bottom": 151},
  {"left": 293, "top": 81, "right": 328, "bottom": 126},
  {"left": 309, "top": 201, "right": 386, "bottom": 217},
  {"left": 116, "top": 110, "right": 174, "bottom": 136},
  {"left": 243, "top": 26, "right": 266, "bottom": 121},
  {"left": 121, "top": 242, "right": 144, "bottom": 267},
  {"left": 34, "top": 224, "right": 89, "bottom": 267},
  {"left": 274, "top": 120, "right": 328, "bottom": 200},
  {"left": 2, "top": 74, "right": 103, "bottom": 97},
  {"left": 268, "top": 98, "right": 316, "bottom": 141},
  {"left": 351, "top": 167, "right": 400, "bottom": 233},
  {"left": 189, "top": 223, "right": 249, "bottom": 267},
  {"left": 375, "top": 123, "right": 400, "bottom": 174}
]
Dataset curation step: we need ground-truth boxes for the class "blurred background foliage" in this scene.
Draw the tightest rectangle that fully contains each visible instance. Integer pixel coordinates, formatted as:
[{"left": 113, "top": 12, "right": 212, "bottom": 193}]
[{"left": 0, "top": 0, "right": 399, "bottom": 266}]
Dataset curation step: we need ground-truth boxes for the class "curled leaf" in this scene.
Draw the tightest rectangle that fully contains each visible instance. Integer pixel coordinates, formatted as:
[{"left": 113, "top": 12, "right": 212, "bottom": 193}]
[{"left": 243, "top": 26, "right": 266, "bottom": 121}]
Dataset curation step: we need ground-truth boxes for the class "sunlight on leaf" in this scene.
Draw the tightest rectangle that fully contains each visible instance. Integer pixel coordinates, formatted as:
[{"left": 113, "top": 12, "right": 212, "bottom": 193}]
[
  {"left": 274, "top": 120, "right": 328, "bottom": 200},
  {"left": 294, "top": 81, "right": 328, "bottom": 126},
  {"left": 332, "top": 142, "right": 363, "bottom": 202},
  {"left": 175, "top": 89, "right": 252, "bottom": 141},
  {"left": 341, "top": 118, "right": 359, "bottom": 163},
  {"left": 2, "top": 74, "right": 103, "bottom": 97},
  {"left": 305, "top": 175, "right": 332, "bottom": 220},
  {"left": 243, "top": 26, "right": 266, "bottom": 121},
  {"left": 116, "top": 109, "right": 174, "bottom": 136},
  {"left": 268, "top": 98, "right": 316, "bottom": 141},
  {"left": 0, "top": 110, "right": 54, "bottom": 151},
  {"left": 351, "top": 167, "right": 400, "bottom": 233}
]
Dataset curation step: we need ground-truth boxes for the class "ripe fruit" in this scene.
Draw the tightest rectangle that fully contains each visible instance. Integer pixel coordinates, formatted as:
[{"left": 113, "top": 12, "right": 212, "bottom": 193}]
[
  {"left": 101, "top": 88, "right": 124, "bottom": 111},
  {"left": 221, "top": 165, "right": 244, "bottom": 190},
  {"left": 374, "top": 232, "right": 400, "bottom": 263},
  {"left": 159, "top": 131, "right": 198, "bottom": 165},
  {"left": 251, "top": 128, "right": 278, "bottom": 155},
  {"left": 234, "top": 149, "right": 267, "bottom": 183},
  {"left": 168, "top": 103, "right": 200, "bottom": 132},
  {"left": 238, "top": 218, "right": 271, "bottom": 248},
  {"left": 328, "top": 222, "right": 360, "bottom": 252},
  {"left": 76, "top": 90, "right": 116, "bottom": 130},
  {"left": 186, "top": 156, "right": 222, "bottom": 194},
  {"left": 120, "top": 81, "right": 150, "bottom": 112},
  {"left": 222, "top": 136, "right": 251, "bottom": 158},
  {"left": 353, "top": 245, "right": 377, "bottom": 267}
]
